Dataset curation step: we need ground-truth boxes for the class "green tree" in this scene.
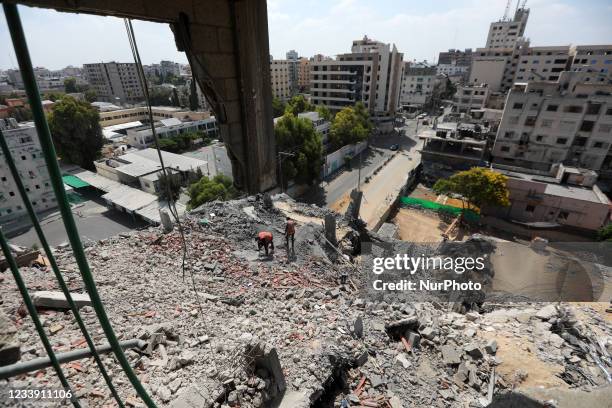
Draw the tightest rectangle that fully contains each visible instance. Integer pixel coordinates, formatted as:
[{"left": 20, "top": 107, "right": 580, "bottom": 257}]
[
  {"left": 274, "top": 113, "right": 323, "bottom": 185},
  {"left": 158, "top": 173, "right": 182, "bottom": 201},
  {"left": 272, "top": 96, "right": 286, "bottom": 117},
  {"left": 84, "top": 90, "right": 97, "bottom": 103},
  {"left": 187, "top": 174, "right": 238, "bottom": 209},
  {"left": 329, "top": 106, "right": 368, "bottom": 149},
  {"left": 44, "top": 92, "right": 64, "bottom": 102},
  {"left": 149, "top": 87, "right": 174, "bottom": 106},
  {"left": 433, "top": 167, "right": 510, "bottom": 210},
  {"left": 47, "top": 96, "right": 103, "bottom": 170},
  {"left": 316, "top": 105, "right": 333, "bottom": 121},
  {"left": 64, "top": 77, "right": 78, "bottom": 93},
  {"left": 597, "top": 224, "right": 612, "bottom": 242},
  {"left": 284, "top": 95, "right": 315, "bottom": 116},
  {"left": 354, "top": 101, "right": 373, "bottom": 133}
]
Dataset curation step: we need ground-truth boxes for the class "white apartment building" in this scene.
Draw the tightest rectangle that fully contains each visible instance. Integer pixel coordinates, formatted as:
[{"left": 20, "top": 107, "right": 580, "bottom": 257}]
[
  {"left": 492, "top": 71, "right": 612, "bottom": 174},
  {"left": 270, "top": 59, "right": 291, "bottom": 100},
  {"left": 571, "top": 45, "right": 612, "bottom": 76},
  {"left": 0, "top": 119, "right": 57, "bottom": 226},
  {"left": 126, "top": 117, "right": 218, "bottom": 149},
  {"left": 98, "top": 106, "right": 212, "bottom": 127},
  {"left": 452, "top": 84, "right": 491, "bottom": 114},
  {"left": 310, "top": 36, "right": 403, "bottom": 117},
  {"left": 436, "top": 63, "right": 469, "bottom": 78},
  {"left": 513, "top": 45, "right": 573, "bottom": 83},
  {"left": 399, "top": 63, "right": 437, "bottom": 109},
  {"left": 159, "top": 60, "right": 180, "bottom": 77},
  {"left": 84, "top": 62, "right": 144, "bottom": 104},
  {"left": 485, "top": 6, "right": 529, "bottom": 49},
  {"left": 298, "top": 111, "right": 330, "bottom": 147}
]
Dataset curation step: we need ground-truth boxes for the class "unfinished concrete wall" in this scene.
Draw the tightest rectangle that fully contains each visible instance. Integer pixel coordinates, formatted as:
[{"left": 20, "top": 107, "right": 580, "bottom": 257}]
[{"left": 6, "top": 0, "right": 277, "bottom": 194}]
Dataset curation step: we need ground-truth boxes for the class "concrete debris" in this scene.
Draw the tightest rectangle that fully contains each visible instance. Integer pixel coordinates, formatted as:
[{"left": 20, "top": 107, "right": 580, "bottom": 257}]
[
  {"left": 31, "top": 290, "right": 92, "bottom": 309},
  {"left": 1, "top": 195, "right": 610, "bottom": 408}
]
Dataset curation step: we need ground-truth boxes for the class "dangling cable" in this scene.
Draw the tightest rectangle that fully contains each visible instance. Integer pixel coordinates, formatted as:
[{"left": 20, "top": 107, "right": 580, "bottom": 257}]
[{"left": 123, "top": 18, "right": 218, "bottom": 374}]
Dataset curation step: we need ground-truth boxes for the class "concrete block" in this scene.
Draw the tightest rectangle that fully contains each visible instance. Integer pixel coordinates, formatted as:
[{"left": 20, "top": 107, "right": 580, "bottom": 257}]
[
  {"left": 223, "top": 100, "right": 242, "bottom": 124},
  {"left": 190, "top": 24, "right": 219, "bottom": 53},
  {"left": 221, "top": 78, "right": 240, "bottom": 101},
  {"left": 217, "top": 27, "right": 234, "bottom": 53},
  {"left": 203, "top": 53, "right": 236, "bottom": 79},
  {"left": 32, "top": 291, "right": 91, "bottom": 309},
  {"left": 193, "top": 0, "right": 232, "bottom": 27},
  {"left": 143, "top": 0, "right": 192, "bottom": 20},
  {"left": 0, "top": 311, "right": 20, "bottom": 366}
]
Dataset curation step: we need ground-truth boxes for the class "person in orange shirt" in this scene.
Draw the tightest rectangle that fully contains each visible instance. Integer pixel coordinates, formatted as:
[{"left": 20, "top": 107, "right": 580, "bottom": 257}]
[{"left": 256, "top": 231, "right": 274, "bottom": 256}]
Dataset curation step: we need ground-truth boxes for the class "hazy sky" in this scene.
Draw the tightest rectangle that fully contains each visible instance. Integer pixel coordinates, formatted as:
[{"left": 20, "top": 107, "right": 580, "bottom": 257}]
[{"left": 1, "top": 0, "right": 611, "bottom": 70}]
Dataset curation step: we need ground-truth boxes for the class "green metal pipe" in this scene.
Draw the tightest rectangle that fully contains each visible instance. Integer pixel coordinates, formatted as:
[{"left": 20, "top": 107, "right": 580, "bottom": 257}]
[
  {"left": 2, "top": 4, "right": 157, "bottom": 407},
  {"left": 0, "top": 129, "right": 126, "bottom": 408},
  {"left": 0, "top": 229, "right": 79, "bottom": 407}
]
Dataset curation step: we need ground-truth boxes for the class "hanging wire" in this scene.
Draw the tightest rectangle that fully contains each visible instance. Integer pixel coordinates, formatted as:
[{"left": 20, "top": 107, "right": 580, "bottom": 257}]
[
  {"left": 2, "top": 4, "right": 158, "bottom": 407},
  {"left": 0, "top": 129, "right": 125, "bottom": 407},
  {"left": 0, "top": 229, "right": 79, "bottom": 407},
  {"left": 123, "top": 18, "right": 220, "bottom": 374}
]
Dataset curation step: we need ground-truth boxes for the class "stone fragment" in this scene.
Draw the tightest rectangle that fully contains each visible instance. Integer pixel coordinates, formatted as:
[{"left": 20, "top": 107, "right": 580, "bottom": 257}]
[
  {"left": 535, "top": 304, "right": 558, "bottom": 320},
  {"left": 32, "top": 291, "right": 91, "bottom": 309},
  {"left": 420, "top": 326, "right": 435, "bottom": 340},
  {"left": 440, "top": 345, "right": 462, "bottom": 365},
  {"left": 485, "top": 340, "right": 498, "bottom": 355},
  {"left": 353, "top": 316, "right": 364, "bottom": 339},
  {"left": 395, "top": 353, "right": 411, "bottom": 369},
  {"left": 464, "top": 344, "right": 483, "bottom": 360}
]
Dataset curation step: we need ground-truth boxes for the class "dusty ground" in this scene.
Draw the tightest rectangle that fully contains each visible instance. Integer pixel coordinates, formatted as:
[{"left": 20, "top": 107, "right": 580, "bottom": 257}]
[{"left": 391, "top": 207, "right": 470, "bottom": 242}]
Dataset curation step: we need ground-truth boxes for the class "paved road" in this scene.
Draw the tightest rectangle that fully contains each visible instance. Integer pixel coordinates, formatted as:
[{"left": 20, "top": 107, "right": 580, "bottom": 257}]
[
  {"left": 299, "top": 118, "right": 422, "bottom": 208},
  {"left": 9, "top": 190, "right": 148, "bottom": 248}
]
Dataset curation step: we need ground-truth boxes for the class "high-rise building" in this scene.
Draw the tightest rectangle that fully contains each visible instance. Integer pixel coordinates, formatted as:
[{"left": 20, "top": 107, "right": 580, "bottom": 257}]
[
  {"left": 270, "top": 58, "right": 291, "bottom": 101},
  {"left": 159, "top": 60, "right": 181, "bottom": 78},
  {"left": 286, "top": 50, "right": 299, "bottom": 96},
  {"left": 310, "top": 36, "right": 403, "bottom": 118},
  {"left": 0, "top": 118, "right": 57, "bottom": 227},
  {"left": 84, "top": 62, "right": 144, "bottom": 104},
  {"left": 297, "top": 58, "right": 311, "bottom": 91},
  {"left": 571, "top": 45, "right": 612, "bottom": 77},
  {"left": 492, "top": 71, "right": 612, "bottom": 175},
  {"left": 485, "top": 6, "right": 529, "bottom": 49}
]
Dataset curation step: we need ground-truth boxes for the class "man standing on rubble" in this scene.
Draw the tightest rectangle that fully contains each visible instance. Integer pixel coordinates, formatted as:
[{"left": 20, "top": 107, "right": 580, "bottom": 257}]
[
  {"left": 256, "top": 231, "right": 274, "bottom": 257},
  {"left": 285, "top": 217, "right": 296, "bottom": 254}
]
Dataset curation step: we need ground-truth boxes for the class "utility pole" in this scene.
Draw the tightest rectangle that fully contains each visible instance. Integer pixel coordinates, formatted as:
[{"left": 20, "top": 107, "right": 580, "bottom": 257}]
[{"left": 357, "top": 149, "right": 362, "bottom": 191}]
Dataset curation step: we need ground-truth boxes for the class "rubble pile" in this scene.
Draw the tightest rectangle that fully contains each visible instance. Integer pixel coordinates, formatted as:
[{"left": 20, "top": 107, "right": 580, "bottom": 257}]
[{"left": 0, "top": 196, "right": 610, "bottom": 408}]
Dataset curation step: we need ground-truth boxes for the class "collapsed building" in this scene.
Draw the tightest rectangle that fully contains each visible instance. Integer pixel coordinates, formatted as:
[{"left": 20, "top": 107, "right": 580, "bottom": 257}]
[{"left": 1, "top": 195, "right": 611, "bottom": 408}]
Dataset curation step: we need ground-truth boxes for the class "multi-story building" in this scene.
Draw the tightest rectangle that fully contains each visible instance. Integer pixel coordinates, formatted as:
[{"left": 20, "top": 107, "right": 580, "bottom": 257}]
[
  {"left": 297, "top": 58, "right": 311, "bottom": 91},
  {"left": 452, "top": 84, "right": 491, "bottom": 114},
  {"left": 571, "top": 45, "right": 612, "bottom": 76},
  {"left": 298, "top": 111, "right": 331, "bottom": 148},
  {"left": 84, "top": 62, "right": 144, "bottom": 104},
  {"left": 399, "top": 63, "right": 437, "bottom": 110},
  {"left": 126, "top": 116, "right": 218, "bottom": 149},
  {"left": 438, "top": 49, "right": 473, "bottom": 66},
  {"left": 485, "top": 6, "right": 529, "bottom": 49},
  {"left": 159, "top": 60, "right": 180, "bottom": 78},
  {"left": 286, "top": 50, "right": 299, "bottom": 96},
  {"left": 492, "top": 71, "right": 612, "bottom": 175},
  {"left": 436, "top": 63, "right": 469, "bottom": 79},
  {"left": 513, "top": 45, "right": 573, "bottom": 82},
  {"left": 310, "top": 36, "right": 403, "bottom": 119},
  {"left": 270, "top": 58, "right": 291, "bottom": 100},
  {"left": 0, "top": 118, "right": 57, "bottom": 227}
]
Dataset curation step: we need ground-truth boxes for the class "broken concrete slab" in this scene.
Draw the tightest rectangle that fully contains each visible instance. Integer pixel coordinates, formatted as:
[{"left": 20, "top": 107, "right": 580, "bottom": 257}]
[
  {"left": 440, "top": 344, "right": 462, "bottom": 365},
  {"left": 464, "top": 344, "right": 484, "bottom": 360},
  {"left": 535, "top": 304, "right": 558, "bottom": 321},
  {"left": 170, "top": 381, "right": 224, "bottom": 408},
  {"left": 0, "top": 311, "right": 20, "bottom": 366},
  {"left": 485, "top": 340, "right": 498, "bottom": 355},
  {"left": 31, "top": 291, "right": 91, "bottom": 309}
]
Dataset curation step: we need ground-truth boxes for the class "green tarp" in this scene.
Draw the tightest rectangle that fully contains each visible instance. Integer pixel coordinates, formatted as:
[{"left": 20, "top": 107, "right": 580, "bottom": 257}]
[
  {"left": 400, "top": 196, "right": 480, "bottom": 222},
  {"left": 62, "top": 175, "right": 90, "bottom": 189}
]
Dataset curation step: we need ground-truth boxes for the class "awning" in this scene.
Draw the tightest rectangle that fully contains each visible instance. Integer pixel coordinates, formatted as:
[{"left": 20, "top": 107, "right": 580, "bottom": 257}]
[{"left": 62, "top": 175, "right": 90, "bottom": 189}]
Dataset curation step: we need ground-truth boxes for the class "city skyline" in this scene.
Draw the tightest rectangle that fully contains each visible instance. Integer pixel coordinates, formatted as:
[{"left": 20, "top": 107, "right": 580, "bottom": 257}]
[{"left": 0, "top": 0, "right": 610, "bottom": 70}]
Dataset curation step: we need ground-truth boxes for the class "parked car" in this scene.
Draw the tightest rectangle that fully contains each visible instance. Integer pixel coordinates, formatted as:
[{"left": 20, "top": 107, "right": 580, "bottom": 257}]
[{"left": 390, "top": 144, "right": 399, "bottom": 151}]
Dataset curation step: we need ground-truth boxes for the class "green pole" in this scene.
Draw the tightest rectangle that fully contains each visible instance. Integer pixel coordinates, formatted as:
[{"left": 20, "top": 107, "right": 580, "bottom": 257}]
[
  {"left": 3, "top": 4, "right": 157, "bottom": 407},
  {"left": 0, "top": 129, "right": 125, "bottom": 408},
  {"left": 0, "top": 229, "right": 79, "bottom": 407}
]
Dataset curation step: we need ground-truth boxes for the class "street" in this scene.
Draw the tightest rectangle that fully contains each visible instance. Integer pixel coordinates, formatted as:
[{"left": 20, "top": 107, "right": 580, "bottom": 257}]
[
  {"left": 299, "top": 117, "right": 423, "bottom": 208},
  {"left": 9, "top": 190, "right": 148, "bottom": 248}
]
